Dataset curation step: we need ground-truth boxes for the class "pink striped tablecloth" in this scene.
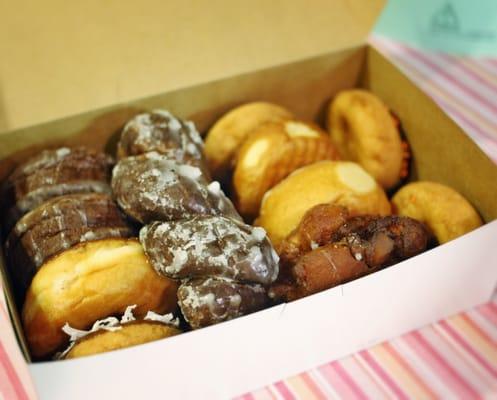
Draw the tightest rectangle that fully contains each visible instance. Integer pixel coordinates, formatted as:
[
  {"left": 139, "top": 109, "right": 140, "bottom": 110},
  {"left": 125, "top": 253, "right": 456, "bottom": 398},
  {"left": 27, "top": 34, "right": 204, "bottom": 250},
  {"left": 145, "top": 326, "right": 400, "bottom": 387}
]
[
  {"left": 238, "top": 35, "right": 497, "bottom": 400},
  {"left": 1, "top": 35, "right": 497, "bottom": 400}
]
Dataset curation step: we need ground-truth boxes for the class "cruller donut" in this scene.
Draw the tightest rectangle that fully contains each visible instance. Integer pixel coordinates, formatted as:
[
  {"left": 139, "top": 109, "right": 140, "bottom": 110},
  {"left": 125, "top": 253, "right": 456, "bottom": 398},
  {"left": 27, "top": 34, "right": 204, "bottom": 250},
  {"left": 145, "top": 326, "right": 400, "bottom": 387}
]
[{"left": 327, "top": 89, "right": 403, "bottom": 190}]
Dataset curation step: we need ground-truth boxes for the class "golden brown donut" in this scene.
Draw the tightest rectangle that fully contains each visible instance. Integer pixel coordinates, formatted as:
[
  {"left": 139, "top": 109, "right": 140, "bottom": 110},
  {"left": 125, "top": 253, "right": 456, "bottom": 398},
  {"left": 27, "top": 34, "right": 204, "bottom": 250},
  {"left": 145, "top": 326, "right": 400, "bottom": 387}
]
[
  {"left": 63, "top": 321, "right": 180, "bottom": 359},
  {"left": 22, "top": 238, "right": 178, "bottom": 358},
  {"left": 204, "top": 102, "right": 293, "bottom": 181},
  {"left": 391, "top": 181, "right": 482, "bottom": 244},
  {"left": 255, "top": 161, "right": 391, "bottom": 246},
  {"left": 327, "top": 90, "right": 403, "bottom": 190},
  {"left": 232, "top": 120, "right": 340, "bottom": 220}
]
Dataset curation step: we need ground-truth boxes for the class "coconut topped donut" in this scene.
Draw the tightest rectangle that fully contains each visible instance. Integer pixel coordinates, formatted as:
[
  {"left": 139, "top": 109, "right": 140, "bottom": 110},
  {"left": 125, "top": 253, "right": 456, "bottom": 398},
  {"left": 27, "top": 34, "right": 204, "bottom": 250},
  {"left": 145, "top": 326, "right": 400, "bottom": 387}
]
[
  {"left": 117, "top": 110, "right": 204, "bottom": 162},
  {"left": 111, "top": 152, "right": 239, "bottom": 223},
  {"left": 57, "top": 304, "right": 181, "bottom": 359}
]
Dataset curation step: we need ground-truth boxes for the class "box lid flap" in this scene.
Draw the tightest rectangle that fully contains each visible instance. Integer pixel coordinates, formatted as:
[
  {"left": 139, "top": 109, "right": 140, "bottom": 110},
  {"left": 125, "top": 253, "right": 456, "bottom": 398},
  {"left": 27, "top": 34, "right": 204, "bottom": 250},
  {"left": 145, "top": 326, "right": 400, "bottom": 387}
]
[{"left": 0, "top": 0, "right": 385, "bottom": 131}]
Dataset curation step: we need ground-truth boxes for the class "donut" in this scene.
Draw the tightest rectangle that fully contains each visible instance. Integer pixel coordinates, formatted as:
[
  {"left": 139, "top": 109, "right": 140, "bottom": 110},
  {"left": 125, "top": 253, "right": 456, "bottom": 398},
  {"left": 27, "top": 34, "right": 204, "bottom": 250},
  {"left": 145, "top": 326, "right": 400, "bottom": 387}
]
[
  {"left": 270, "top": 210, "right": 429, "bottom": 301},
  {"left": 111, "top": 152, "right": 239, "bottom": 224},
  {"left": 58, "top": 306, "right": 181, "bottom": 359},
  {"left": 391, "top": 181, "right": 482, "bottom": 244},
  {"left": 22, "top": 238, "right": 178, "bottom": 358},
  {"left": 232, "top": 120, "right": 340, "bottom": 220},
  {"left": 5, "top": 193, "right": 133, "bottom": 304},
  {"left": 327, "top": 90, "right": 403, "bottom": 190},
  {"left": 204, "top": 102, "right": 293, "bottom": 181},
  {"left": 177, "top": 277, "right": 268, "bottom": 329},
  {"left": 140, "top": 216, "right": 279, "bottom": 285},
  {"left": 255, "top": 161, "right": 391, "bottom": 246},
  {"left": 1, "top": 147, "right": 113, "bottom": 235},
  {"left": 116, "top": 109, "right": 210, "bottom": 177}
]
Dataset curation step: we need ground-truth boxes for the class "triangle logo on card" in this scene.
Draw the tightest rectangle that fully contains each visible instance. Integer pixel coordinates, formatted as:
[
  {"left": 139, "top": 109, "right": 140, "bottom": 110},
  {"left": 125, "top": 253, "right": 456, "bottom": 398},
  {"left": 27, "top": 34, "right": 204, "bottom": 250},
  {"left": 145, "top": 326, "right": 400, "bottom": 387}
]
[{"left": 430, "top": 3, "right": 460, "bottom": 33}]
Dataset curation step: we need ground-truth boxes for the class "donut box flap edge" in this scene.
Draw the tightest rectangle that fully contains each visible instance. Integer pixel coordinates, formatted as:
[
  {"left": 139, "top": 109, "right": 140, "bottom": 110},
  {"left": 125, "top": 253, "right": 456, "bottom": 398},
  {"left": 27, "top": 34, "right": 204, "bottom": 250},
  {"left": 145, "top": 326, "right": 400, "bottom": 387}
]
[{"left": 0, "top": 0, "right": 385, "bottom": 133}]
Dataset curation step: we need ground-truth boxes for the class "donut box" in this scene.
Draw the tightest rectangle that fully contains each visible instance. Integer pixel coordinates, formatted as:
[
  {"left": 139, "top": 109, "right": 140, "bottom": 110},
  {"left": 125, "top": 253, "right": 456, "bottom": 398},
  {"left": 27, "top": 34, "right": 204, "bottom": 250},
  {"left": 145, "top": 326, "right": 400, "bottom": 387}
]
[{"left": 1, "top": 1, "right": 497, "bottom": 399}]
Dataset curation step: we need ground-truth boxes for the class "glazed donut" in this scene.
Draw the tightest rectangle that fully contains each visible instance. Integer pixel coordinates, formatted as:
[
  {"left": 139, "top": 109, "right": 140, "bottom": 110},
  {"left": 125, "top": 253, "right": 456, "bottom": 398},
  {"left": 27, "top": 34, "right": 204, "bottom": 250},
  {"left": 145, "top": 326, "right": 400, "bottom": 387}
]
[
  {"left": 327, "top": 90, "right": 403, "bottom": 190},
  {"left": 392, "top": 181, "right": 482, "bottom": 244},
  {"left": 177, "top": 277, "right": 268, "bottom": 329},
  {"left": 270, "top": 208, "right": 429, "bottom": 301},
  {"left": 22, "top": 238, "right": 178, "bottom": 358},
  {"left": 256, "top": 161, "right": 391, "bottom": 246},
  {"left": 1, "top": 147, "right": 113, "bottom": 235},
  {"left": 204, "top": 102, "right": 293, "bottom": 181},
  {"left": 116, "top": 110, "right": 210, "bottom": 177},
  {"left": 58, "top": 306, "right": 181, "bottom": 359},
  {"left": 111, "top": 152, "right": 239, "bottom": 224},
  {"left": 140, "top": 216, "right": 279, "bottom": 285},
  {"left": 5, "top": 193, "right": 133, "bottom": 304},
  {"left": 232, "top": 120, "right": 340, "bottom": 220}
]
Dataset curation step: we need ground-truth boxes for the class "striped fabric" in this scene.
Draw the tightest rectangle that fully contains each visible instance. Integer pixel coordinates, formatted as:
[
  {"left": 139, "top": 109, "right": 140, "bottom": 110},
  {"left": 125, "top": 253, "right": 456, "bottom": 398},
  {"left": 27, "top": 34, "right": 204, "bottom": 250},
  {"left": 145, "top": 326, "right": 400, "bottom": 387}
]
[
  {"left": 1, "top": 36, "right": 497, "bottom": 400},
  {"left": 238, "top": 35, "right": 497, "bottom": 400},
  {"left": 240, "top": 301, "right": 497, "bottom": 400}
]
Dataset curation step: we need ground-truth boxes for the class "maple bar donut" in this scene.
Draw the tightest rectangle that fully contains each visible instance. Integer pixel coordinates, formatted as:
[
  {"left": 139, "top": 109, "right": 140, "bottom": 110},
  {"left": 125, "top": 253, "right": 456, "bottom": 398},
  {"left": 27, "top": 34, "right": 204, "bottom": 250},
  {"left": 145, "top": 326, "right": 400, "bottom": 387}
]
[
  {"left": 232, "top": 120, "right": 340, "bottom": 220},
  {"left": 204, "top": 102, "right": 293, "bottom": 181},
  {"left": 111, "top": 152, "right": 239, "bottom": 224},
  {"left": 140, "top": 216, "right": 279, "bottom": 285},
  {"left": 392, "top": 181, "right": 482, "bottom": 244},
  {"left": 22, "top": 238, "right": 178, "bottom": 358},
  {"left": 57, "top": 306, "right": 181, "bottom": 360},
  {"left": 256, "top": 161, "right": 391, "bottom": 246},
  {"left": 177, "top": 277, "right": 268, "bottom": 329},
  {"left": 5, "top": 193, "right": 134, "bottom": 304},
  {"left": 1, "top": 147, "right": 113, "bottom": 234},
  {"left": 327, "top": 90, "right": 403, "bottom": 190},
  {"left": 116, "top": 109, "right": 210, "bottom": 177}
]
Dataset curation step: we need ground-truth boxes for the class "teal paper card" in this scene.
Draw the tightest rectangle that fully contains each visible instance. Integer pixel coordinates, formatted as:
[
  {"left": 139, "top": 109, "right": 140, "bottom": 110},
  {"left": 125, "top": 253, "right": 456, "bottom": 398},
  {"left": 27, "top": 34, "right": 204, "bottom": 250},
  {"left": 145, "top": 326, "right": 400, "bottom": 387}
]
[{"left": 374, "top": 0, "right": 497, "bottom": 56}]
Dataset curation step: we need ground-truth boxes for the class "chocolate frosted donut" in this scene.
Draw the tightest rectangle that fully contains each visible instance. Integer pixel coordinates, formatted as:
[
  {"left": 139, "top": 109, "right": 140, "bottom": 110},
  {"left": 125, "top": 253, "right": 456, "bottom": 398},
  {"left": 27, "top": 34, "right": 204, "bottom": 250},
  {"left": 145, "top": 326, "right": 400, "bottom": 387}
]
[
  {"left": 177, "top": 277, "right": 268, "bottom": 329},
  {"left": 140, "top": 216, "right": 279, "bottom": 285},
  {"left": 112, "top": 152, "right": 239, "bottom": 224},
  {"left": 116, "top": 110, "right": 209, "bottom": 176},
  {"left": 6, "top": 193, "right": 133, "bottom": 303},
  {"left": 1, "top": 147, "right": 113, "bottom": 235}
]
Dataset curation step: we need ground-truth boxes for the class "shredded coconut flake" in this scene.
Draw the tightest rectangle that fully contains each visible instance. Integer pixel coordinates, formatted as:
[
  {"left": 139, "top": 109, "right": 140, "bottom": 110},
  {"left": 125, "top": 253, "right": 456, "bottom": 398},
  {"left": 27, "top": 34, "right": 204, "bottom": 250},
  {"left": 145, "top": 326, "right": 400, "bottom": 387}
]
[{"left": 56, "top": 305, "right": 178, "bottom": 360}]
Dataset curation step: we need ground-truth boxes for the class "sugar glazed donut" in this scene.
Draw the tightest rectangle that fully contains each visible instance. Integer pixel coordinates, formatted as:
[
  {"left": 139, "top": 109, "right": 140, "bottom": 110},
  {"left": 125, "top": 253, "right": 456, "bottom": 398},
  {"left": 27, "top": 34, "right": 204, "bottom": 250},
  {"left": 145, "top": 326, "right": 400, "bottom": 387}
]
[
  {"left": 1, "top": 147, "right": 113, "bottom": 235},
  {"left": 327, "top": 90, "right": 403, "bottom": 190},
  {"left": 111, "top": 152, "right": 239, "bottom": 224},
  {"left": 117, "top": 110, "right": 210, "bottom": 178},
  {"left": 392, "top": 181, "right": 482, "bottom": 244}
]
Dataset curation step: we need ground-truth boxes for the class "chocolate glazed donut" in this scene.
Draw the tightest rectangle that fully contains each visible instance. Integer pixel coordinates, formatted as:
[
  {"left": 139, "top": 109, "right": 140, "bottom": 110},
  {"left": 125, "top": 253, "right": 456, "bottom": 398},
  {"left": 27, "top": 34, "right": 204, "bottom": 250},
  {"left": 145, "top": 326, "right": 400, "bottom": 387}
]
[
  {"left": 113, "top": 110, "right": 280, "bottom": 329},
  {"left": 1, "top": 147, "right": 113, "bottom": 236}
]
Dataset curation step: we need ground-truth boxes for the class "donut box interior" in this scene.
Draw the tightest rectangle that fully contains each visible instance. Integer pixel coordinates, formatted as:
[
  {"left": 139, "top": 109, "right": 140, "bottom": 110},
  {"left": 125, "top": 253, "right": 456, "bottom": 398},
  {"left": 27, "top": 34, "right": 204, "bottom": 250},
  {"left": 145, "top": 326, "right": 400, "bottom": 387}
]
[{"left": 2, "top": 4, "right": 497, "bottom": 400}]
